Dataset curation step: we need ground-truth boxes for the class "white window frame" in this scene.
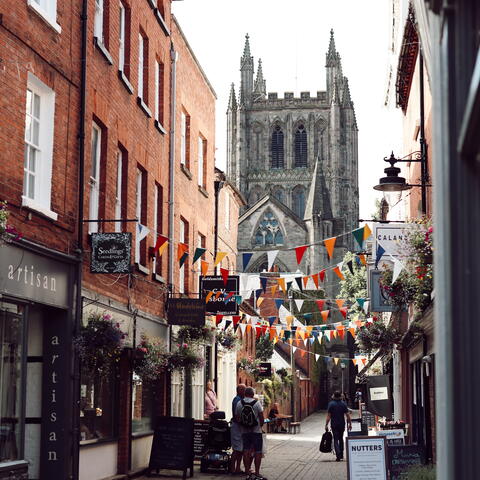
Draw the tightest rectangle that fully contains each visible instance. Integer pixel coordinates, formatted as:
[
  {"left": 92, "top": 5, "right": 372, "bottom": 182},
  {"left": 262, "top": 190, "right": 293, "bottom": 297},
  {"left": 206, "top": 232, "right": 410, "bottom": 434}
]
[
  {"left": 94, "top": 0, "right": 104, "bottom": 43},
  {"left": 119, "top": 1, "right": 126, "bottom": 71},
  {"left": 135, "top": 169, "right": 143, "bottom": 263},
  {"left": 138, "top": 33, "right": 144, "bottom": 100},
  {"left": 115, "top": 149, "right": 123, "bottom": 232},
  {"left": 180, "top": 112, "right": 186, "bottom": 166},
  {"left": 22, "top": 73, "right": 57, "bottom": 221},
  {"left": 27, "top": 0, "right": 61, "bottom": 33},
  {"left": 197, "top": 137, "right": 204, "bottom": 187},
  {"left": 154, "top": 60, "right": 162, "bottom": 123},
  {"left": 225, "top": 191, "right": 230, "bottom": 230},
  {"left": 88, "top": 123, "right": 102, "bottom": 234},
  {"left": 179, "top": 219, "right": 186, "bottom": 293}
]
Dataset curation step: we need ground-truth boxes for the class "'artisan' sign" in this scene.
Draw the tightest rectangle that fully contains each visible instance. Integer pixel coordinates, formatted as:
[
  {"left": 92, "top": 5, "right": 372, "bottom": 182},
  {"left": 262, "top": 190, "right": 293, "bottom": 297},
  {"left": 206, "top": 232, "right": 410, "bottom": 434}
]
[{"left": 167, "top": 298, "right": 206, "bottom": 326}]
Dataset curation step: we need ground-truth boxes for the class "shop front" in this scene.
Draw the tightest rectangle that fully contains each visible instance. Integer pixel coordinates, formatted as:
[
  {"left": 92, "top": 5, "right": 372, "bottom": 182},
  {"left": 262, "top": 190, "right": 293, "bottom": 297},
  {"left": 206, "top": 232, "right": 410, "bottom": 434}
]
[{"left": 0, "top": 241, "right": 77, "bottom": 480}]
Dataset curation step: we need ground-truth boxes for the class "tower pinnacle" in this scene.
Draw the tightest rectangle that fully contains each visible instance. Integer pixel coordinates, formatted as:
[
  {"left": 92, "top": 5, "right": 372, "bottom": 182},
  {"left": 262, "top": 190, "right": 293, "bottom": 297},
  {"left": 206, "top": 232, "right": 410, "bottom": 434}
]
[{"left": 253, "top": 59, "right": 266, "bottom": 99}]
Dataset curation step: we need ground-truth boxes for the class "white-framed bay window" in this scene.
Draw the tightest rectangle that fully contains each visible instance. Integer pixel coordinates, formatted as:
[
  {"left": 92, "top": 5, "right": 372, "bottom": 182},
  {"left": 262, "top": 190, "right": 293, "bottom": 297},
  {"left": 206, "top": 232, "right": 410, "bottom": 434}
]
[
  {"left": 23, "top": 72, "right": 57, "bottom": 220},
  {"left": 27, "top": 0, "right": 61, "bottom": 33},
  {"left": 88, "top": 122, "right": 102, "bottom": 233}
]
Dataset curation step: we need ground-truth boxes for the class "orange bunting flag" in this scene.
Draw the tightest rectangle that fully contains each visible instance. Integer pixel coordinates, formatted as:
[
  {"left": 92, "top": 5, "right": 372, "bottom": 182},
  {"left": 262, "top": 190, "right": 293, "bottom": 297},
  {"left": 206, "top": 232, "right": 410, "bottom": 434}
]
[
  {"left": 315, "top": 299, "right": 325, "bottom": 311},
  {"left": 306, "top": 326, "right": 313, "bottom": 336},
  {"left": 338, "top": 330, "right": 345, "bottom": 340},
  {"left": 270, "top": 285, "right": 278, "bottom": 296},
  {"left": 246, "top": 324, "right": 252, "bottom": 333},
  {"left": 205, "top": 291, "right": 214, "bottom": 303},
  {"left": 352, "top": 359, "right": 357, "bottom": 366},
  {"left": 215, "top": 291, "right": 223, "bottom": 300},
  {"left": 298, "top": 329, "right": 305, "bottom": 340},
  {"left": 324, "top": 237, "right": 336, "bottom": 260},
  {"left": 321, "top": 310, "right": 329, "bottom": 322},
  {"left": 295, "top": 245, "right": 308, "bottom": 265},
  {"left": 340, "top": 307, "right": 348, "bottom": 319},
  {"left": 214, "top": 251, "right": 228, "bottom": 267},
  {"left": 335, "top": 299, "right": 345, "bottom": 309},
  {"left": 363, "top": 224, "right": 372, "bottom": 240},
  {"left": 201, "top": 260, "right": 209, "bottom": 276},
  {"left": 154, "top": 234, "right": 169, "bottom": 256},
  {"left": 286, "top": 315, "right": 294, "bottom": 327},
  {"left": 302, "top": 276, "right": 309, "bottom": 288},
  {"left": 349, "top": 328, "right": 356, "bottom": 337},
  {"left": 273, "top": 337, "right": 278, "bottom": 345},
  {"left": 311, "top": 273, "right": 319, "bottom": 289},
  {"left": 220, "top": 267, "right": 229, "bottom": 286},
  {"left": 334, "top": 357, "right": 339, "bottom": 365},
  {"left": 257, "top": 297, "right": 265, "bottom": 307},
  {"left": 319, "top": 269, "right": 326, "bottom": 282},
  {"left": 277, "top": 277, "right": 286, "bottom": 294},
  {"left": 361, "top": 358, "right": 367, "bottom": 365},
  {"left": 359, "top": 254, "right": 367, "bottom": 266},
  {"left": 300, "top": 349, "right": 306, "bottom": 357},
  {"left": 177, "top": 242, "right": 188, "bottom": 261},
  {"left": 332, "top": 266, "right": 344, "bottom": 280}
]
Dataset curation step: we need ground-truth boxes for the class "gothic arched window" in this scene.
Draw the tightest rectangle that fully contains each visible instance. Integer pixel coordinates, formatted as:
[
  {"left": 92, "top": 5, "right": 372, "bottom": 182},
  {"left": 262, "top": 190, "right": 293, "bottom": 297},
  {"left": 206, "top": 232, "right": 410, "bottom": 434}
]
[
  {"left": 294, "top": 124, "right": 308, "bottom": 167},
  {"left": 271, "top": 124, "right": 284, "bottom": 169},
  {"left": 272, "top": 186, "right": 285, "bottom": 204},
  {"left": 292, "top": 186, "right": 306, "bottom": 218},
  {"left": 249, "top": 187, "right": 263, "bottom": 205},
  {"left": 253, "top": 210, "right": 284, "bottom": 247}
]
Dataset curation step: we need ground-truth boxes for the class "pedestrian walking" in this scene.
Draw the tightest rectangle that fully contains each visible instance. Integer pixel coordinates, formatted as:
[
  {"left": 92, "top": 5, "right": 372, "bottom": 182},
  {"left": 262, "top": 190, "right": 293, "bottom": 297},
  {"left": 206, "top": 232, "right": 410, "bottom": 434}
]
[
  {"left": 235, "top": 386, "right": 267, "bottom": 480},
  {"left": 325, "top": 390, "right": 352, "bottom": 461},
  {"left": 204, "top": 380, "right": 218, "bottom": 418},
  {"left": 230, "top": 383, "right": 246, "bottom": 475}
]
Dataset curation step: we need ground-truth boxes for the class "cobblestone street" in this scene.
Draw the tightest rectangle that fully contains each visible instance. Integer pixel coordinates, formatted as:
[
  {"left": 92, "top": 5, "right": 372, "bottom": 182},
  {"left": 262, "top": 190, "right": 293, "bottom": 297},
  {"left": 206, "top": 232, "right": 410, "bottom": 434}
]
[{"left": 138, "top": 411, "right": 348, "bottom": 480}]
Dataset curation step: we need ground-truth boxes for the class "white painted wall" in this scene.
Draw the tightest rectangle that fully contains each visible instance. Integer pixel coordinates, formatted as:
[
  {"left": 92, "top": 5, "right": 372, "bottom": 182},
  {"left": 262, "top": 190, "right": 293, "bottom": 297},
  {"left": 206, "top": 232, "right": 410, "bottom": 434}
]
[
  {"left": 131, "top": 435, "right": 153, "bottom": 471},
  {"left": 79, "top": 443, "right": 117, "bottom": 480},
  {"left": 217, "top": 349, "right": 237, "bottom": 420}
]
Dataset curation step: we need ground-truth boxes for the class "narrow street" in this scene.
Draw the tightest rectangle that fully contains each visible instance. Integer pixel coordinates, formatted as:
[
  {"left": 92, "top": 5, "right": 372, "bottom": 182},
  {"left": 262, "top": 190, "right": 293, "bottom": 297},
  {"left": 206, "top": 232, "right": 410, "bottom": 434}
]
[{"left": 139, "top": 411, "right": 348, "bottom": 480}]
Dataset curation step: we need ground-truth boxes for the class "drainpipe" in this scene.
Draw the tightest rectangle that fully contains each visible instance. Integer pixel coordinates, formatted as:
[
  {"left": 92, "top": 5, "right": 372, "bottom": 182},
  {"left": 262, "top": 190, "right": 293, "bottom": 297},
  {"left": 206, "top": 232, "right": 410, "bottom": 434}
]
[
  {"left": 419, "top": 52, "right": 428, "bottom": 216},
  {"left": 73, "top": 1, "right": 88, "bottom": 479}
]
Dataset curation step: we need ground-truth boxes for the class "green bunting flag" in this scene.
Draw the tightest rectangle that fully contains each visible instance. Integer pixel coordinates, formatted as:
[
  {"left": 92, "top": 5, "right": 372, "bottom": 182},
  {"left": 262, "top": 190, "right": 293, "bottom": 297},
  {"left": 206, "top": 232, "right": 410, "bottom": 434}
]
[
  {"left": 352, "top": 227, "right": 365, "bottom": 250},
  {"left": 192, "top": 247, "right": 206, "bottom": 264}
]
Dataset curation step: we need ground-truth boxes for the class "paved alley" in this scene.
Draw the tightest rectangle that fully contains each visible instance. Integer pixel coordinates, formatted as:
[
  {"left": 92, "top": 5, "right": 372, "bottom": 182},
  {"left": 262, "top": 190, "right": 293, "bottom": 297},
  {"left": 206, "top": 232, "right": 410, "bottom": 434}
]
[{"left": 139, "top": 411, "right": 348, "bottom": 480}]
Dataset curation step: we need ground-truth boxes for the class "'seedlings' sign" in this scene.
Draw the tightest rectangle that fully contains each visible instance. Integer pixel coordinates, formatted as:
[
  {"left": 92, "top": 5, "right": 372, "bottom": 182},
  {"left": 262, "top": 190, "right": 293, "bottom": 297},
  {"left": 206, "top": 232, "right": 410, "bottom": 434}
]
[
  {"left": 167, "top": 298, "right": 205, "bottom": 326},
  {"left": 200, "top": 275, "right": 239, "bottom": 315},
  {"left": 346, "top": 436, "right": 388, "bottom": 480},
  {"left": 91, "top": 233, "right": 131, "bottom": 274}
]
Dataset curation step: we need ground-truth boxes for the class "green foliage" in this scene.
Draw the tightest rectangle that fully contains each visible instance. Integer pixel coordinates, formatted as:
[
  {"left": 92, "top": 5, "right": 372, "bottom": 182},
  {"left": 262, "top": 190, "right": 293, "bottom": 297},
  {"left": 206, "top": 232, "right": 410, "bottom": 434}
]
[
  {"left": 356, "top": 320, "right": 401, "bottom": 355},
  {"left": 339, "top": 251, "right": 367, "bottom": 317},
  {"left": 256, "top": 334, "right": 274, "bottom": 361},
  {"left": 134, "top": 335, "right": 168, "bottom": 382},
  {"left": 216, "top": 329, "right": 240, "bottom": 351},
  {"left": 176, "top": 325, "right": 214, "bottom": 344},
  {"left": 261, "top": 374, "right": 287, "bottom": 407},
  {"left": 237, "top": 356, "right": 260, "bottom": 376},
  {"left": 405, "top": 465, "right": 436, "bottom": 480}
]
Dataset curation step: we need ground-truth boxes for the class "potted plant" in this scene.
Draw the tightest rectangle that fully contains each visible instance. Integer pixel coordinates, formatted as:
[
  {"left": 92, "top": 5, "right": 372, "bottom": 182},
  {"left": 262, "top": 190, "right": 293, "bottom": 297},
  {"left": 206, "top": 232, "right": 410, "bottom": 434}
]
[
  {"left": 74, "top": 312, "right": 127, "bottom": 377},
  {"left": 166, "top": 343, "right": 205, "bottom": 372},
  {"left": 0, "top": 201, "right": 22, "bottom": 245},
  {"left": 176, "top": 325, "right": 214, "bottom": 345}
]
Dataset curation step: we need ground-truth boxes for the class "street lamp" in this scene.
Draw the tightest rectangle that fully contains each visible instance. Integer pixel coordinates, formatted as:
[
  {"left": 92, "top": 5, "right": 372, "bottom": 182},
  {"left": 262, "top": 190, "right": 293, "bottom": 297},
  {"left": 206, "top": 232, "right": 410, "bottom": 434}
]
[{"left": 340, "top": 362, "right": 346, "bottom": 396}]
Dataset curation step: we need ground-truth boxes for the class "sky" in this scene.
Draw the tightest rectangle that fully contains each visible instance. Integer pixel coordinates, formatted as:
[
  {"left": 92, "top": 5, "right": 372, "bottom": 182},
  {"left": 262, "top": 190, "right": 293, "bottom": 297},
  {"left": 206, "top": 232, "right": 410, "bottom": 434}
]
[{"left": 172, "top": 0, "right": 403, "bottom": 220}]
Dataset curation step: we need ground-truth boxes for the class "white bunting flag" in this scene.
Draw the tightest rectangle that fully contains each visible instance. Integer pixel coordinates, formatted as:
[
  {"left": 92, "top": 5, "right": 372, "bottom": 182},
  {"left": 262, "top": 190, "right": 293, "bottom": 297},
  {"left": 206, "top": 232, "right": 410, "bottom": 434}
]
[
  {"left": 292, "top": 346, "right": 297, "bottom": 354},
  {"left": 315, "top": 354, "right": 320, "bottom": 362},
  {"left": 267, "top": 250, "right": 279, "bottom": 271},
  {"left": 136, "top": 223, "right": 150, "bottom": 242},
  {"left": 239, "top": 324, "right": 246, "bottom": 334},
  {"left": 295, "top": 299, "right": 304, "bottom": 312},
  {"left": 391, "top": 257, "right": 404, "bottom": 284}
]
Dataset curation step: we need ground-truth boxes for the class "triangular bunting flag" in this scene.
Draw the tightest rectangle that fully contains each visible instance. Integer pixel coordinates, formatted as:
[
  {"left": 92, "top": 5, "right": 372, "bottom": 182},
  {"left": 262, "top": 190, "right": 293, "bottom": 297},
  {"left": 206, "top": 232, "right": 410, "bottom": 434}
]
[
  {"left": 205, "top": 291, "right": 214, "bottom": 303},
  {"left": 274, "top": 299, "right": 284, "bottom": 310},
  {"left": 321, "top": 310, "right": 329, "bottom": 322},
  {"left": 294, "top": 277, "right": 303, "bottom": 291},
  {"left": 192, "top": 247, "right": 206, "bottom": 264},
  {"left": 214, "top": 251, "right": 228, "bottom": 267},
  {"left": 270, "top": 285, "right": 278, "bottom": 296},
  {"left": 257, "top": 297, "right": 265, "bottom": 307},
  {"left": 319, "top": 269, "right": 326, "bottom": 282},
  {"left": 220, "top": 268, "right": 229, "bottom": 286},
  {"left": 315, "top": 354, "right": 320, "bottom": 362},
  {"left": 352, "top": 227, "right": 365, "bottom": 250},
  {"left": 242, "top": 252, "right": 253, "bottom": 271},
  {"left": 332, "top": 265, "right": 344, "bottom": 280},
  {"left": 154, "top": 234, "right": 169, "bottom": 256},
  {"left": 375, "top": 244, "right": 385, "bottom": 269},
  {"left": 201, "top": 260, "right": 209, "bottom": 276},
  {"left": 392, "top": 258, "right": 404, "bottom": 284},
  {"left": 335, "top": 299, "right": 345, "bottom": 309},
  {"left": 260, "top": 276, "right": 268, "bottom": 293},
  {"left": 324, "top": 237, "right": 336, "bottom": 260},
  {"left": 268, "top": 316, "right": 276, "bottom": 326},
  {"left": 295, "top": 299, "right": 304, "bottom": 312},
  {"left": 311, "top": 273, "right": 319, "bottom": 289},
  {"left": 233, "top": 316, "right": 240, "bottom": 326},
  {"left": 363, "top": 224, "right": 372, "bottom": 240},
  {"left": 302, "top": 276, "right": 309, "bottom": 288},
  {"left": 295, "top": 245, "right": 308, "bottom": 265},
  {"left": 224, "top": 320, "right": 232, "bottom": 330},
  {"left": 359, "top": 254, "right": 367, "bottom": 266},
  {"left": 177, "top": 242, "right": 188, "bottom": 261},
  {"left": 267, "top": 250, "right": 279, "bottom": 271},
  {"left": 340, "top": 307, "right": 348, "bottom": 319},
  {"left": 136, "top": 223, "right": 150, "bottom": 242},
  {"left": 215, "top": 315, "right": 223, "bottom": 326},
  {"left": 356, "top": 298, "right": 366, "bottom": 309},
  {"left": 347, "top": 260, "right": 354, "bottom": 275},
  {"left": 235, "top": 295, "right": 242, "bottom": 305},
  {"left": 355, "top": 255, "right": 362, "bottom": 267},
  {"left": 334, "top": 357, "right": 339, "bottom": 365},
  {"left": 292, "top": 346, "right": 297, "bottom": 354},
  {"left": 239, "top": 323, "right": 246, "bottom": 335},
  {"left": 286, "top": 281, "right": 293, "bottom": 292},
  {"left": 277, "top": 277, "right": 286, "bottom": 294},
  {"left": 315, "top": 300, "right": 326, "bottom": 312}
]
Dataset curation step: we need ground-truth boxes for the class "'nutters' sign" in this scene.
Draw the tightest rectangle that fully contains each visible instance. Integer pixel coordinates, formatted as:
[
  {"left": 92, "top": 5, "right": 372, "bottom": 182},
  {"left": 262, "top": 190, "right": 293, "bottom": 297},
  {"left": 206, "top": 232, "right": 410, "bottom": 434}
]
[
  {"left": 200, "top": 275, "right": 239, "bottom": 315},
  {"left": 167, "top": 298, "right": 206, "bottom": 326}
]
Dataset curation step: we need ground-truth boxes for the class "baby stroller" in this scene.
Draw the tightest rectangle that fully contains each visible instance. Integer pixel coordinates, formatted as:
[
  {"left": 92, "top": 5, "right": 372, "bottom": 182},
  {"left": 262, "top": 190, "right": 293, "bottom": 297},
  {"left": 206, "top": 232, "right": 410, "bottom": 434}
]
[{"left": 200, "top": 411, "right": 231, "bottom": 473}]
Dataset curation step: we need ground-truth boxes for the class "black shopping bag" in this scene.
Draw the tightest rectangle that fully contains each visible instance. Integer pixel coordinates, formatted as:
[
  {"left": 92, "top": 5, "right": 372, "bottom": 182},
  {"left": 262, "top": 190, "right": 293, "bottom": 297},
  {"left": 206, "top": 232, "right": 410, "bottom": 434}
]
[{"left": 319, "top": 430, "right": 333, "bottom": 453}]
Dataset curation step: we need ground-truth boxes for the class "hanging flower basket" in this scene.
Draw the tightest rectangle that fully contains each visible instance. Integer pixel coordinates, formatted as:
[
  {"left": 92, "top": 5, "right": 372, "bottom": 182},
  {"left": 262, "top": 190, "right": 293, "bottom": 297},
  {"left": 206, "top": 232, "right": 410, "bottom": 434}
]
[
  {"left": 216, "top": 329, "right": 239, "bottom": 351},
  {"left": 74, "top": 312, "right": 128, "bottom": 377},
  {"left": 176, "top": 325, "right": 214, "bottom": 345},
  {"left": 0, "top": 201, "right": 22, "bottom": 246},
  {"left": 166, "top": 343, "right": 205, "bottom": 372},
  {"left": 237, "top": 356, "right": 260, "bottom": 376},
  {"left": 133, "top": 334, "right": 168, "bottom": 383}
]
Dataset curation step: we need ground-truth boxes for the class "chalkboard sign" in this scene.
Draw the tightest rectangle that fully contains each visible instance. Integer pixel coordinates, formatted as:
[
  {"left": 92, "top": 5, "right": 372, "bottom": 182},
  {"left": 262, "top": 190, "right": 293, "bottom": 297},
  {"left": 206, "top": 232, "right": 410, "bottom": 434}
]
[
  {"left": 388, "top": 445, "right": 425, "bottom": 480},
  {"left": 193, "top": 420, "right": 210, "bottom": 459},
  {"left": 362, "top": 410, "right": 376, "bottom": 428},
  {"left": 147, "top": 416, "right": 194, "bottom": 479}
]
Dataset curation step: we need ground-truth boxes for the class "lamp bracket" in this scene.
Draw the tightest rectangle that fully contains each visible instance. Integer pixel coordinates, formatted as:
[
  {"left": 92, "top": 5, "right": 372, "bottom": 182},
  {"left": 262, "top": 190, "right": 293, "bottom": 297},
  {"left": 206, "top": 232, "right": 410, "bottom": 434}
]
[{"left": 383, "top": 151, "right": 424, "bottom": 166}]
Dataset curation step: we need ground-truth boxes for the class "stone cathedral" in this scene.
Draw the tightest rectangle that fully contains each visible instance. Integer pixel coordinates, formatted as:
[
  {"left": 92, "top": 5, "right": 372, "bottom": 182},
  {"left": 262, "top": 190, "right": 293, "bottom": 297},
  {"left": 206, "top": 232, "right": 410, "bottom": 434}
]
[{"left": 227, "top": 31, "right": 359, "bottom": 285}]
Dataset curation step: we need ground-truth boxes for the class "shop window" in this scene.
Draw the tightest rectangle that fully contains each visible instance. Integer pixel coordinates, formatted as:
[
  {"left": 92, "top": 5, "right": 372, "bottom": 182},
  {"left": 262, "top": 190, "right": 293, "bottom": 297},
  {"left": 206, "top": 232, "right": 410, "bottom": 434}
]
[
  {"left": 131, "top": 374, "right": 154, "bottom": 433},
  {"left": 0, "top": 303, "right": 24, "bottom": 462},
  {"left": 79, "top": 368, "right": 116, "bottom": 442}
]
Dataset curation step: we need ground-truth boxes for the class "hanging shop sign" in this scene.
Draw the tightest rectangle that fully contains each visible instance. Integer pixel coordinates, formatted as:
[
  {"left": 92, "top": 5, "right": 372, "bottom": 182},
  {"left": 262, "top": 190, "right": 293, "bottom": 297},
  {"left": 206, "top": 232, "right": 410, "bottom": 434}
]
[
  {"left": 200, "top": 275, "right": 239, "bottom": 315},
  {"left": 373, "top": 223, "right": 412, "bottom": 260},
  {"left": 346, "top": 436, "right": 388, "bottom": 480},
  {"left": 167, "top": 298, "right": 206, "bottom": 326},
  {"left": 366, "top": 375, "right": 393, "bottom": 419},
  {"left": 90, "top": 233, "right": 132, "bottom": 274},
  {"left": 257, "top": 362, "right": 272, "bottom": 378}
]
